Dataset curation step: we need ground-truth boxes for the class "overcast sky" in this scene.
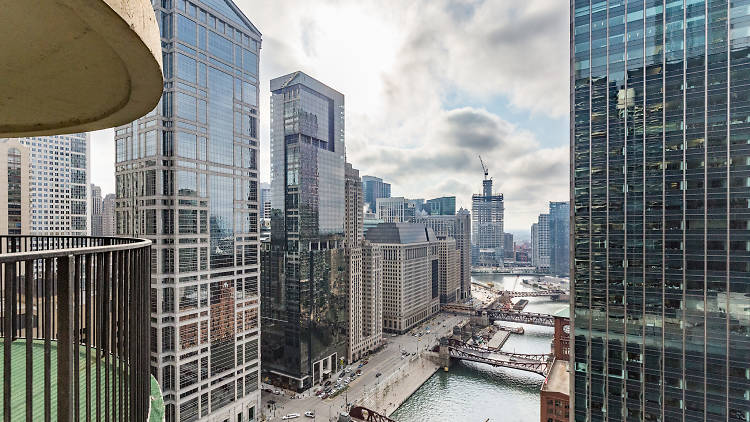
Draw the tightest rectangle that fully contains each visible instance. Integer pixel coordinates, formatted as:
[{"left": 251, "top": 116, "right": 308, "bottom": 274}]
[{"left": 90, "top": 0, "right": 569, "bottom": 238}]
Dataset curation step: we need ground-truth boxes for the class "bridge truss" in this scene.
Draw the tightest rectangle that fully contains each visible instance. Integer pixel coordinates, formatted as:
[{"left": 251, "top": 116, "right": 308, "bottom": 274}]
[
  {"left": 445, "top": 339, "right": 552, "bottom": 376},
  {"left": 486, "top": 309, "right": 555, "bottom": 327}
]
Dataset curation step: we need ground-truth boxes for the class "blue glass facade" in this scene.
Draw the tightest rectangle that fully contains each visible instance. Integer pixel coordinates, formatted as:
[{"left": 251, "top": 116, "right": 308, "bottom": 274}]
[
  {"left": 549, "top": 201, "right": 570, "bottom": 276},
  {"left": 114, "top": 0, "right": 261, "bottom": 420},
  {"left": 362, "top": 175, "right": 391, "bottom": 213},
  {"left": 572, "top": 1, "right": 750, "bottom": 420}
]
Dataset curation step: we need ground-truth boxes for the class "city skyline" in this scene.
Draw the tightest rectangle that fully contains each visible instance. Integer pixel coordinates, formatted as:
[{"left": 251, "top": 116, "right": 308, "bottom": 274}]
[{"left": 87, "top": 0, "right": 569, "bottom": 234}]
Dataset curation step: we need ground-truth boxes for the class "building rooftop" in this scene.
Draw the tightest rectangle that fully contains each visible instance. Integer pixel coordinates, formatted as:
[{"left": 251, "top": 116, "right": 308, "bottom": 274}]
[
  {"left": 554, "top": 307, "right": 570, "bottom": 318},
  {"left": 541, "top": 359, "right": 569, "bottom": 395},
  {"left": 365, "top": 223, "right": 436, "bottom": 244}
]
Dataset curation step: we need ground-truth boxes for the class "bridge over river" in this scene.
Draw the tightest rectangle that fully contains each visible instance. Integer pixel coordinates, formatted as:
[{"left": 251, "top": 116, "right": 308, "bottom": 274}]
[{"left": 439, "top": 339, "right": 553, "bottom": 377}]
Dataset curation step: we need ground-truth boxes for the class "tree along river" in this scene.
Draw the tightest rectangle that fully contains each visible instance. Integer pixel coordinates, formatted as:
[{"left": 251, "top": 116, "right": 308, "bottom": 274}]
[{"left": 391, "top": 273, "right": 568, "bottom": 422}]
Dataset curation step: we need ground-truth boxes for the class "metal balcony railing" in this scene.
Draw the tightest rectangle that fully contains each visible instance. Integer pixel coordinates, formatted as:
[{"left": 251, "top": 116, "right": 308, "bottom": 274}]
[{"left": 0, "top": 235, "right": 151, "bottom": 422}]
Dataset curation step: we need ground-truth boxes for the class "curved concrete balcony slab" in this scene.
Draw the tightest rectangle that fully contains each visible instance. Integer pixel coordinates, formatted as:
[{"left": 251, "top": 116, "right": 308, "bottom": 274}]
[{"left": 0, "top": 0, "right": 163, "bottom": 137}]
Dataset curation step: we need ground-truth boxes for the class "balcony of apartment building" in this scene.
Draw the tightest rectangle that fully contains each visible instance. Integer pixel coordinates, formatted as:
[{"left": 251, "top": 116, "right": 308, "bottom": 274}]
[
  {"left": 1, "top": 0, "right": 165, "bottom": 420},
  {"left": 0, "top": 236, "right": 159, "bottom": 421}
]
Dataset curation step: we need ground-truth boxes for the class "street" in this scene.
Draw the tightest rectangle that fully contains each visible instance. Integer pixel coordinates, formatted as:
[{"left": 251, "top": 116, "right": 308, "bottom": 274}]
[{"left": 261, "top": 312, "right": 468, "bottom": 421}]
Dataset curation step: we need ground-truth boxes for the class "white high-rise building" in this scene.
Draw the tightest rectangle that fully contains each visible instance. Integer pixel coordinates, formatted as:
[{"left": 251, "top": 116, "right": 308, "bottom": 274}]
[
  {"left": 533, "top": 214, "right": 550, "bottom": 272},
  {"left": 91, "top": 183, "right": 103, "bottom": 236},
  {"left": 102, "top": 193, "right": 116, "bottom": 236},
  {"left": 376, "top": 197, "right": 425, "bottom": 223},
  {"left": 1, "top": 133, "right": 91, "bottom": 235}
]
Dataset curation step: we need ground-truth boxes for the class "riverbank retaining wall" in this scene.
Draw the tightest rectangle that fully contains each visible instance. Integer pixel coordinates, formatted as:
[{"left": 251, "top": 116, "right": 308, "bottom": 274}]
[{"left": 355, "top": 353, "right": 440, "bottom": 417}]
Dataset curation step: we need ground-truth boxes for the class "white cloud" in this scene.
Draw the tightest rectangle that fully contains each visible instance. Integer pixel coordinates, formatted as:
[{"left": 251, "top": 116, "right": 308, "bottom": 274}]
[{"left": 89, "top": 0, "right": 569, "bottom": 232}]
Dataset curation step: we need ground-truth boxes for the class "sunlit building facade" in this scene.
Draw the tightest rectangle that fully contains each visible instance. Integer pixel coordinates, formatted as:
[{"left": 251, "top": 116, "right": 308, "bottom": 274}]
[
  {"left": 416, "top": 212, "right": 472, "bottom": 302},
  {"left": 1, "top": 134, "right": 90, "bottom": 235},
  {"left": 572, "top": 0, "right": 750, "bottom": 420},
  {"left": 366, "top": 223, "right": 440, "bottom": 334},
  {"left": 0, "top": 140, "right": 30, "bottom": 235},
  {"left": 114, "top": 0, "right": 262, "bottom": 420}
]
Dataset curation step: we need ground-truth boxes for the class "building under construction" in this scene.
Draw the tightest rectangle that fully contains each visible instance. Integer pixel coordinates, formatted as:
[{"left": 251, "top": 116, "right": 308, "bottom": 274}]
[{"left": 471, "top": 157, "right": 504, "bottom": 266}]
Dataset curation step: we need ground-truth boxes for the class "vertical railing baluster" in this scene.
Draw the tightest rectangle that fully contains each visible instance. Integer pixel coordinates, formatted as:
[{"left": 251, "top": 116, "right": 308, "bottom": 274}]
[
  {"left": 44, "top": 258, "right": 52, "bottom": 422},
  {"left": 96, "top": 252, "right": 103, "bottom": 422},
  {"left": 104, "top": 251, "right": 110, "bottom": 422},
  {"left": 3, "top": 262, "right": 14, "bottom": 422},
  {"left": 58, "top": 255, "right": 75, "bottom": 422},
  {"left": 86, "top": 253, "right": 93, "bottom": 422},
  {"left": 112, "top": 250, "right": 118, "bottom": 422},
  {"left": 74, "top": 255, "right": 81, "bottom": 422},
  {"left": 25, "top": 259, "right": 33, "bottom": 422},
  {"left": 117, "top": 250, "right": 124, "bottom": 422}
]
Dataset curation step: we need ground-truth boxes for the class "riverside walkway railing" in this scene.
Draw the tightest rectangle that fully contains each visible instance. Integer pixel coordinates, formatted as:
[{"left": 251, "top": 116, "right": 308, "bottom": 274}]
[{"left": 0, "top": 235, "right": 151, "bottom": 422}]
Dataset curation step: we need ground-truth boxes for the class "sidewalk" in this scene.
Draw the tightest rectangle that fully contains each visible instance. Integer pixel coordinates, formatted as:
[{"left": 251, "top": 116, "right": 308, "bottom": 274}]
[{"left": 356, "top": 354, "right": 439, "bottom": 417}]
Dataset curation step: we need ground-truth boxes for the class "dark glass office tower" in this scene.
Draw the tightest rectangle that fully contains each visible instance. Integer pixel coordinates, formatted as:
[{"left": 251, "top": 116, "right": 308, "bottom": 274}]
[
  {"left": 362, "top": 175, "right": 391, "bottom": 213},
  {"left": 572, "top": 1, "right": 750, "bottom": 421},
  {"left": 261, "top": 72, "right": 348, "bottom": 391},
  {"left": 114, "top": 0, "right": 262, "bottom": 420}
]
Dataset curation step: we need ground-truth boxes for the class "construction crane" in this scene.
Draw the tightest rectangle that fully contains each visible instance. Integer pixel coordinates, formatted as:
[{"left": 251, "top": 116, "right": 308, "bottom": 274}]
[{"left": 478, "top": 155, "right": 489, "bottom": 180}]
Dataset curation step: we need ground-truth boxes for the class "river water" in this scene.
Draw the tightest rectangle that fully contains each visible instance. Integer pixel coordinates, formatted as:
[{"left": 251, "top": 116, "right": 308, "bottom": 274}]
[{"left": 391, "top": 274, "right": 567, "bottom": 422}]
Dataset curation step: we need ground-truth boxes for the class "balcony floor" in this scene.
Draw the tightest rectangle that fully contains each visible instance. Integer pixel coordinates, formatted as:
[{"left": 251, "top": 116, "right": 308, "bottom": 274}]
[{"left": 0, "top": 338, "right": 158, "bottom": 420}]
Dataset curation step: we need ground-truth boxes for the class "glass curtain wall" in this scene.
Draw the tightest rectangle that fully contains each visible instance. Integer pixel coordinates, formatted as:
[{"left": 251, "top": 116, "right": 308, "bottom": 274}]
[{"left": 572, "top": 0, "right": 750, "bottom": 420}]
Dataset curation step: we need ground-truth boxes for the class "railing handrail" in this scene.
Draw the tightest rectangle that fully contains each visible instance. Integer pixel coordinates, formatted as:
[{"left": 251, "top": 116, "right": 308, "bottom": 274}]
[{"left": 0, "top": 236, "right": 151, "bottom": 263}]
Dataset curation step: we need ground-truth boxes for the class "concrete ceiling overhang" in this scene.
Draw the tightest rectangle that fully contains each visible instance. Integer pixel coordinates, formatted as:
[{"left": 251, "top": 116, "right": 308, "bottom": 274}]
[{"left": 0, "top": 0, "right": 164, "bottom": 137}]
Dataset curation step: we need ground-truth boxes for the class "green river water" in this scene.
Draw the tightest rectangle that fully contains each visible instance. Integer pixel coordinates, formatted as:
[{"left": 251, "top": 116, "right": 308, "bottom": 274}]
[{"left": 391, "top": 273, "right": 568, "bottom": 422}]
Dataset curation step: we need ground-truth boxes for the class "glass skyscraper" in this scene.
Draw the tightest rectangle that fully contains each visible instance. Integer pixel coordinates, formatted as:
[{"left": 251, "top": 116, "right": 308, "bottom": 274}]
[
  {"left": 261, "top": 71, "right": 348, "bottom": 391},
  {"left": 362, "top": 175, "right": 391, "bottom": 213},
  {"left": 549, "top": 201, "right": 570, "bottom": 276},
  {"left": 572, "top": 1, "right": 750, "bottom": 420},
  {"left": 114, "top": 0, "right": 262, "bottom": 420},
  {"left": 426, "top": 195, "right": 457, "bottom": 216}
]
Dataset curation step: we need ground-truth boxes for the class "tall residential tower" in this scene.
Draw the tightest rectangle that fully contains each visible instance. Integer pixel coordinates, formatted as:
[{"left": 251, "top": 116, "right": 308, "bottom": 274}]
[
  {"left": 114, "top": 0, "right": 262, "bottom": 420},
  {"left": 1, "top": 134, "right": 91, "bottom": 235},
  {"left": 572, "top": 1, "right": 750, "bottom": 420}
]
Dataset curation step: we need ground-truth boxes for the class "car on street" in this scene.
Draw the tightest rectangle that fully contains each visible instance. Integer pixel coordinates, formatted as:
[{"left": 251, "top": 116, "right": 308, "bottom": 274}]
[
  {"left": 281, "top": 414, "right": 300, "bottom": 420},
  {"left": 324, "top": 380, "right": 332, "bottom": 387},
  {"left": 345, "top": 367, "right": 352, "bottom": 373},
  {"left": 263, "top": 388, "right": 273, "bottom": 393},
  {"left": 273, "top": 390, "right": 281, "bottom": 395},
  {"left": 321, "top": 393, "right": 328, "bottom": 399},
  {"left": 305, "top": 411, "right": 315, "bottom": 418},
  {"left": 375, "top": 372, "right": 382, "bottom": 377}
]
